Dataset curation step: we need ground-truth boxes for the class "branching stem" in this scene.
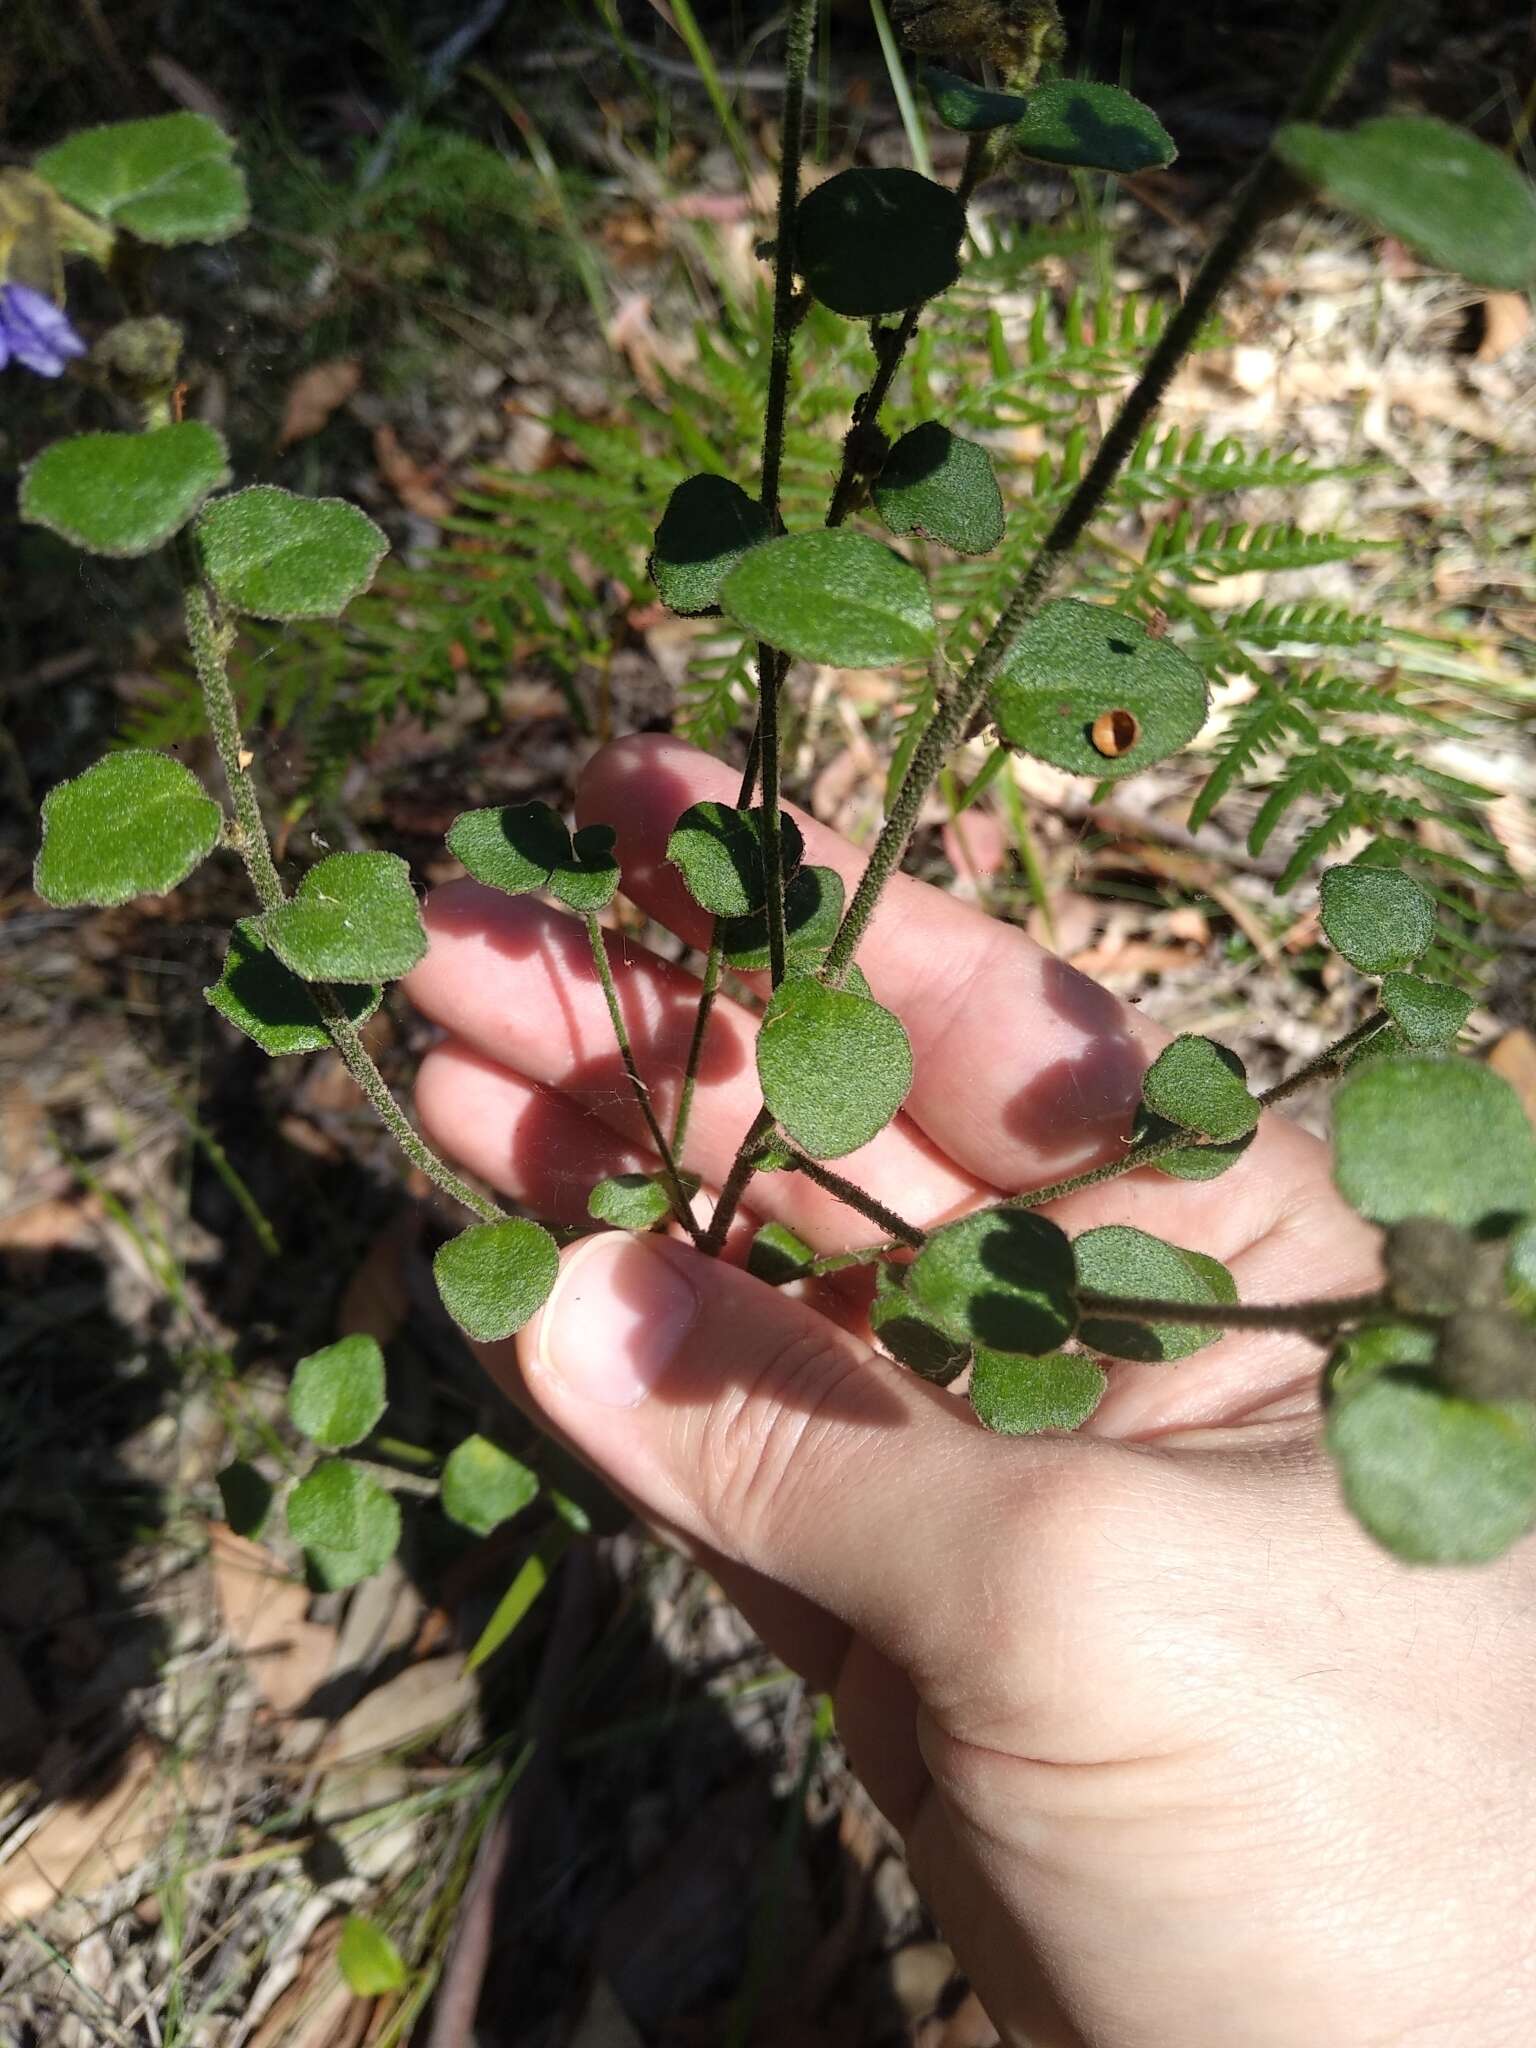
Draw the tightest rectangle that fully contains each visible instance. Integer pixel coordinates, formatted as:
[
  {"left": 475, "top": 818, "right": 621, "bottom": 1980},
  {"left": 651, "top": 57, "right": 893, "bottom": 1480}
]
[{"left": 778, "top": 1147, "right": 927, "bottom": 1247}]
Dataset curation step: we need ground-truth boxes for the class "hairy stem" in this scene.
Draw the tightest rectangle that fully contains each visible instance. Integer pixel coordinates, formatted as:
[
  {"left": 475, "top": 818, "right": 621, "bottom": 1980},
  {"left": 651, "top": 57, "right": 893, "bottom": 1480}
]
[
  {"left": 808, "top": 1240, "right": 907, "bottom": 1277},
  {"left": 670, "top": 935, "right": 721, "bottom": 1156},
  {"left": 1078, "top": 1287, "right": 1395, "bottom": 1336},
  {"left": 700, "top": 1105, "right": 776, "bottom": 1257},
  {"left": 584, "top": 913, "right": 701, "bottom": 1238},
  {"left": 779, "top": 1147, "right": 927, "bottom": 1247},
  {"left": 1259, "top": 1010, "right": 1389, "bottom": 1106}
]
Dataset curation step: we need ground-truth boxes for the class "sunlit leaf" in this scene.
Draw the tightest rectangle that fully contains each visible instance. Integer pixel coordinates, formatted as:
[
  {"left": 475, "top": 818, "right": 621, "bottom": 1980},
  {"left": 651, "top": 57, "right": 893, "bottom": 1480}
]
[
  {"left": 35, "top": 112, "right": 248, "bottom": 245},
  {"left": 869, "top": 1263, "right": 972, "bottom": 1384},
  {"left": 721, "top": 530, "right": 935, "bottom": 669},
  {"left": 1132, "top": 1105, "right": 1255, "bottom": 1181},
  {"left": 433, "top": 1217, "right": 561, "bottom": 1342},
  {"left": 440, "top": 1434, "right": 539, "bottom": 1536},
  {"left": 650, "top": 472, "right": 772, "bottom": 614},
  {"left": 920, "top": 65, "right": 1031, "bottom": 133},
  {"left": 1074, "top": 1223, "right": 1237, "bottom": 1362},
  {"left": 205, "top": 918, "right": 381, "bottom": 1057},
  {"left": 666, "top": 800, "right": 804, "bottom": 918},
  {"left": 720, "top": 864, "right": 845, "bottom": 972},
  {"left": 794, "top": 166, "right": 966, "bottom": 316},
  {"left": 873, "top": 421, "right": 1005, "bottom": 556},
  {"left": 447, "top": 802, "right": 618, "bottom": 912},
  {"left": 1140, "top": 1035, "right": 1259, "bottom": 1144},
  {"left": 907, "top": 1208, "right": 1077, "bottom": 1357},
  {"left": 1333, "top": 1056, "right": 1536, "bottom": 1234},
  {"left": 261, "top": 851, "right": 426, "bottom": 983},
  {"left": 197, "top": 486, "right": 388, "bottom": 619},
  {"left": 288, "top": 1334, "right": 386, "bottom": 1450},
  {"left": 588, "top": 1173, "right": 687, "bottom": 1231},
  {"left": 756, "top": 979, "right": 912, "bottom": 1159},
  {"left": 338, "top": 1913, "right": 407, "bottom": 1996},
  {"left": 287, "top": 1459, "right": 402, "bottom": 1590},
  {"left": 1010, "top": 80, "right": 1176, "bottom": 174},
  {"left": 970, "top": 1349, "right": 1106, "bottom": 1433},
  {"left": 21, "top": 422, "right": 229, "bottom": 557},
  {"left": 35, "top": 749, "right": 222, "bottom": 906},
  {"left": 1318, "top": 863, "right": 1434, "bottom": 974},
  {"left": 747, "top": 1221, "right": 817, "bottom": 1287},
  {"left": 1378, "top": 972, "right": 1473, "bottom": 1050}
]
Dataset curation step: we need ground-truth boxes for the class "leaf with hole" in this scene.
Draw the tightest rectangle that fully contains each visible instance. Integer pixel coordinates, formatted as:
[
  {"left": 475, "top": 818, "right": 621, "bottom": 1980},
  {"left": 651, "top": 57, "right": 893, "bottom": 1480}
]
[
  {"left": 720, "top": 864, "right": 845, "bottom": 972},
  {"left": 260, "top": 852, "right": 426, "bottom": 983},
  {"left": 970, "top": 1349, "right": 1106, "bottom": 1434},
  {"left": 35, "top": 112, "right": 248, "bottom": 244},
  {"left": 650, "top": 473, "right": 772, "bottom": 614},
  {"left": 1132, "top": 1105, "right": 1255, "bottom": 1181},
  {"left": 441, "top": 1434, "right": 539, "bottom": 1536},
  {"left": 205, "top": 919, "right": 381, "bottom": 1056},
  {"left": 217, "top": 1460, "right": 273, "bottom": 1538},
  {"left": 1075, "top": 1223, "right": 1237, "bottom": 1362},
  {"left": 288, "top": 1334, "right": 386, "bottom": 1450},
  {"left": 1379, "top": 972, "right": 1473, "bottom": 1050},
  {"left": 756, "top": 979, "right": 912, "bottom": 1159},
  {"left": 748, "top": 1222, "right": 817, "bottom": 1287},
  {"left": 197, "top": 486, "right": 387, "bottom": 619},
  {"left": 588, "top": 1173, "right": 680, "bottom": 1231},
  {"left": 1276, "top": 116, "right": 1536, "bottom": 289},
  {"left": 1318, "top": 864, "right": 1434, "bottom": 974},
  {"left": 1009, "top": 79, "right": 1176, "bottom": 174},
  {"left": 990, "top": 600, "right": 1208, "bottom": 780},
  {"left": 666, "top": 801, "right": 805, "bottom": 918},
  {"left": 920, "top": 66, "right": 1031, "bottom": 133},
  {"left": 1333, "top": 1056, "right": 1536, "bottom": 1234},
  {"left": 21, "top": 423, "right": 229, "bottom": 557},
  {"left": 35, "top": 750, "right": 222, "bottom": 907},
  {"left": 337, "top": 1914, "right": 407, "bottom": 1996},
  {"left": 907, "top": 1208, "right": 1077, "bottom": 1357},
  {"left": 286, "top": 1459, "right": 402, "bottom": 1590},
  {"left": 1140, "top": 1035, "right": 1259, "bottom": 1144},
  {"left": 870, "top": 1264, "right": 972, "bottom": 1385},
  {"left": 873, "top": 422, "right": 1005, "bottom": 556},
  {"left": 434, "top": 1217, "right": 560, "bottom": 1342},
  {"left": 721, "top": 530, "right": 935, "bottom": 669},
  {"left": 794, "top": 166, "right": 965, "bottom": 316}
]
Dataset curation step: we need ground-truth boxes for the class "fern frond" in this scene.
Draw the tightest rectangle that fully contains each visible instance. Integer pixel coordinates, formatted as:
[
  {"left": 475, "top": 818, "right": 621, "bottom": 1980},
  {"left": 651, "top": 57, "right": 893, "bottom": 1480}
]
[
  {"left": 1113, "top": 425, "right": 1374, "bottom": 503},
  {"left": 1141, "top": 513, "right": 1381, "bottom": 583}
]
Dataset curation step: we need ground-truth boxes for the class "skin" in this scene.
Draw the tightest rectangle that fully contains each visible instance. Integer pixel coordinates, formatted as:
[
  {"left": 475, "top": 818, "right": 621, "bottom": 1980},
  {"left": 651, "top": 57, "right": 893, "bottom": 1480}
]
[{"left": 404, "top": 734, "right": 1536, "bottom": 2047}]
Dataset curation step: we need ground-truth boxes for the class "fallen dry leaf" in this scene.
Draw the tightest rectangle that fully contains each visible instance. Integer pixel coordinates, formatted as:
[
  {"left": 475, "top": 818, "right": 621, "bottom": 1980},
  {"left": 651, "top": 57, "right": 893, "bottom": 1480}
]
[
  {"left": 1475, "top": 291, "right": 1531, "bottom": 364},
  {"left": 373, "top": 423, "right": 452, "bottom": 521},
  {"left": 1490, "top": 1030, "right": 1536, "bottom": 1128},
  {"left": 0, "top": 1736, "right": 194, "bottom": 1922},
  {"left": 210, "top": 1524, "right": 337, "bottom": 1717},
  {"left": 320, "top": 1655, "right": 477, "bottom": 1766},
  {"left": 279, "top": 358, "right": 362, "bottom": 448},
  {"left": 0, "top": 1194, "right": 97, "bottom": 1254}
]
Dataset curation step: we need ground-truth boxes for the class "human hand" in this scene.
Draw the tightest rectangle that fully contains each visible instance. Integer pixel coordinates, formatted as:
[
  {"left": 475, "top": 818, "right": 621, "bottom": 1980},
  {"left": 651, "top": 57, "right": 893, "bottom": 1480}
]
[{"left": 404, "top": 734, "right": 1536, "bottom": 2047}]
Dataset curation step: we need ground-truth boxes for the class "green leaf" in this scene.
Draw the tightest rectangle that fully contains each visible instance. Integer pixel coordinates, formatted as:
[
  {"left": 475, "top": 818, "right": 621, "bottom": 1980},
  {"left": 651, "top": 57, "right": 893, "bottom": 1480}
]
[
  {"left": 1276, "top": 116, "right": 1536, "bottom": 290},
  {"left": 747, "top": 1221, "right": 817, "bottom": 1287},
  {"left": 920, "top": 65, "right": 1031, "bottom": 133},
  {"left": 260, "top": 852, "right": 426, "bottom": 983},
  {"left": 447, "top": 803, "right": 619, "bottom": 912},
  {"left": 288, "top": 1334, "right": 386, "bottom": 1450},
  {"left": 1324, "top": 1320, "right": 1439, "bottom": 1404},
  {"left": 1074, "top": 1223, "right": 1237, "bottom": 1362},
  {"left": 1507, "top": 1223, "right": 1536, "bottom": 1318},
  {"left": 337, "top": 1914, "right": 407, "bottom": 1996},
  {"left": 720, "top": 864, "right": 845, "bottom": 972},
  {"left": 35, "top": 112, "right": 248, "bottom": 245},
  {"left": 21, "top": 423, "right": 229, "bottom": 557},
  {"left": 588, "top": 1173, "right": 675, "bottom": 1231},
  {"left": 873, "top": 422, "right": 1005, "bottom": 556},
  {"left": 205, "top": 918, "right": 382, "bottom": 1057},
  {"left": 650, "top": 473, "right": 772, "bottom": 615},
  {"left": 720, "top": 530, "right": 936, "bottom": 669},
  {"left": 970, "top": 1349, "right": 1106, "bottom": 1434},
  {"left": 666, "top": 801, "right": 805, "bottom": 918},
  {"left": 1009, "top": 80, "right": 1176, "bottom": 175},
  {"left": 794, "top": 166, "right": 966, "bottom": 317},
  {"left": 1132, "top": 1105, "right": 1256, "bottom": 1182},
  {"left": 217, "top": 1460, "right": 273, "bottom": 1538},
  {"left": 1379, "top": 972, "right": 1474, "bottom": 1051},
  {"left": 197, "top": 487, "right": 388, "bottom": 620},
  {"left": 1140, "top": 1036, "right": 1259, "bottom": 1144},
  {"left": 287, "top": 1459, "right": 402, "bottom": 1590},
  {"left": 756, "top": 979, "right": 912, "bottom": 1160},
  {"left": 990, "top": 600, "right": 1208, "bottom": 781},
  {"left": 907, "top": 1208, "right": 1078, "bottom": 1357},
  {"left": 1345, "top": 1022, "right": 1411, "bottom": 1071},
  {"left": 440, "top": 1434, "right": 539, "bottom": 1536},
  {"left": 1332, "top": 1056, "right": 1536, "bottom": 1234},
  {"left": 434, "top": 1218, "right": 561, "bottom": 1342},
  {"left": 549, "top": 825, "right": 620, "bottom": 912},
  {"left": 870, "top": 1263, "right": 971, "bottom": 1385},
  {"left": 1326, "top": 1370, "right": 1536, "bottom": 1563},
  {"left": 1318, "top": 864, "right": 1435, "bottom": 974},
  {"left": 35, "top": 750, "right": 222, "bottom": 907}
]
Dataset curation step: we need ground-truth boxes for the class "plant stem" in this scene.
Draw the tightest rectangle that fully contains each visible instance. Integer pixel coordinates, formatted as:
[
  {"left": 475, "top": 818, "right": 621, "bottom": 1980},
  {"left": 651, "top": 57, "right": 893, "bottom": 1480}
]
[
  {"left": 1078, "top": 1286, "right": 1395, "bottom": 1336},
  {"left": 670, "top": 935, "right": 721, "bottom": 1156},
  {"left": 808, "top": 1240, "right": 905, "bottom": 1277},
  {"left": 700, "top": 1105, "right": 777, "bottom": 1256},
  {"left": 778, "top": 1147, "right": 927, "bottom": 1247},
  {"left": 1259, "top": 1011, "right": 1388, "bottom": 1106}
]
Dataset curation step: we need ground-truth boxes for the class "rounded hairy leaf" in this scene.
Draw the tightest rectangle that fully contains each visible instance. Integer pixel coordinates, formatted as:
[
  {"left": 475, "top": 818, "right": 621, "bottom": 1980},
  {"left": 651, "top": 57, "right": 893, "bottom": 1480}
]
[
  {"left": 920, "top": 66, "right": 1031, "bottom": 133},
  {"left": 287, "top": 1459, "right": 402, "bottom": 1590},
  {"left": 1345, "top": 1021, "right": 1411, "bottom": 1071},
  {"left": 756, "top": 979, "right": 912, "bottom": 1159},
  {"left": 288, "top": 1334, "right": 386, "bottom": 1450},
  {"left": 434, "top": 1218, "right": 560, "bottom": 1342},
  {"left": 588, "top": 1173, "right": 673, "bottom": 1231},
  {"left": 1276, "top": 116, "right": 1536, "bottom": 290},
  {"left": 21, "top": 422, "right": 229, "bottom": 557},
  {"left": 216, "top": 1460, "right": 273, "bottom": 1538},
  {"left": 1074, "top": 1223, "right": 1237, "bottom": 1362},
  {"left": 666, "top": 801, "right": 805, "bottom": 918},
  {"left": 720, "top": 530, "right": 935, "bottom": 669},
  {"left": 795, "top": 166, "right": 965, "bottom": 316},
  {"left": 1009, "top": 80, "right": 1176, "bottom": 174},
  {"left": 1327, "top": 1370, "right": 1536, "bottom": 1563},
  {"left": 1140, "top": 1035, "right": 1259, "bottom": 1144},
  {"left": 970, "top": 1349, "right": 1106, "bottom": 1434},
  {"left": 35, "top": 112, "right": 248, "bottom": 245},
  {"left": 720, "top": 864, "right": 845, "bottom": 972},
  {"left": 990, "top": 599, "right": 1208, "bottom": 781},
  {"left": 1318, "top": 864, "right": 1435, "bottom": 974},
  {"left": 869, "top": 1264, "right": 972, "bottom": 1384},
  {"left": 449, "top": 801, "right": 570, "bottom": 894},
  {"left": 1332, "top": 1056, "right": 1536, "bottom": 1234},
  {"left": 1324, "top": 1319, "right": 1439, "bottom": 1404},
  {"left": 549, "top": 824, "right": 620, "bottom": 912},
  {"left": 35, "top": 750, "right": 222, "bottom": 907},
  {"left": 337, "top": 1915, "right": 407, "bottom": 1997},
  {"left": 261, "top": 851, "right": 425, "bottom": 983},
  {"left": 1379, "top": 972, "right": 1474, "bottom": 1050},
  {"left": 441, "top": 1434, "right": 539, "bottom": 1536},
  {"left": 205, "top": 918, "right": 381, "bottom": 1056},
  {"left": 197, "top": 486, "right": 387, "bottom": 619},
  {"left": 873, "top": 422, "right": 1005, "bottom": 556},
  {"left": 747, "top": 1221, "right": 817, "bottom": 1287},
  {"left": 650, "top": 473, "right": 772, "bottom": 615},
  {"left": 1131, "top": 1105, "right": 1256, "bottom": 1182},
  {"left": 907, "top": 1208, "right": 1077, "bottom": 1357}
]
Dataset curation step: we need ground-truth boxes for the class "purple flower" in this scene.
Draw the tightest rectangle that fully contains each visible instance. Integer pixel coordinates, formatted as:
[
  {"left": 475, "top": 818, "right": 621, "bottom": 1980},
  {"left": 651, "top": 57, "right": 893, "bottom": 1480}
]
[{"left": 0, "top": 283, "right": 87, "bottom": 378}]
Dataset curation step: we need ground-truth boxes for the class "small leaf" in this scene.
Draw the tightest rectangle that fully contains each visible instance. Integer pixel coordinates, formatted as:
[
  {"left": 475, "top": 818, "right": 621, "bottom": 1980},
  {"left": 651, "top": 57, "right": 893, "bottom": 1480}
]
[
  {"left": 588, "top": 1173, "right": 674, "bottom": 1231},
  {"left": 970, "top": 1349, "right": 1106, "bottom": 1434},
  {"left": 907, "top": 1208, "right": 1078, "bottom": 1357},
  {"left": 1132, "top": 1105, "right": 1256, "bottom": 1182},
  {"left": 261, "top": 851, "right": 426, "bottom": 983},
  {"left": 1333, "top": 1056, "right": 1536, "bottom": 1234},
  {"left": 990, "top": 599, "right": 1208, "bottom": 781},
  {"left": 1009, "top": 80, "right": 1176, "bottom": 174},
  {"left": 35, "top": 750, "right": 222, "bottom": 907},
  {"left": 197, "top": 486, "right": 388, "bottom": 619},
  {"left": 1379, "top": 972, "right": 1474, "bottom": 1050},
  {"left": 1074, "top": 1223, "right": 1237, "bottom": 1362},
  {"left": 337, "top": 1914, "right": 407, "bottom": 1996},
  {"left": 794, "top": 166, "right": 966, "bottom": 317},
  {"left": 756, "top": 979, "right": 912, "bottom": 1159},
  {"left": 448, "top": 803, "right": 618, "bottom": 911},
  {"left": 21, "top": 422, "right": 229, "bottom": 557},
  {"left": 1326, "top": 1370, "right": 1536, "bottom": 1563},
  {"left": 205, "top": 918, "right": 381, "bottom": 1057},
  {"left": 1324, "top": 1320, "right": 1439, "bottom": 1404},
  {"left": 650, "top": 473, "right": 772, "bottom": 615},
  {"left": 720, "top": 864, "right": 845, "bottom": 972},
  {"left": 870, "top": 1263, "right": 971, "bottom": 1384},
  {"left": 549, "top": 824, "right": 620, "bottom": 912},
  {"left": 1140, "top": 1036, "right": 1259, "bottom": 1144},
  {"left": 288, "top": 1334, "right": 386, "bottom": 1450},
  {"left": 1345, "top": 1021, "right": 1411, "bottom": 1071},
  {"left": 873, "top": 421, "right": 1005, "bottom": 556},
  {"left": 1318, "top": 864, "right": 1435, "bottom": 974},
  {"left": 721, "top": 530, "right": 936, "bottom": 669},
  {"left": 1276, "top": 116, "right": 1536, "bottom": 290},
  {"left": 35, "top": 112, "right": 248, "bottom": 245},
  {"left": 441, "top": 1434, "right": 539, "bottom": 1536},
  {"left": 434, "top": 1218, "right": 561, "bottom": 1342},
  {"left": 217, "top": 1460, "right": 273, "bottom": 1538},
  {"left": 747, "top": 1222, "right": 817, "bottom": 1287},
  {"left": 287, "top": 1459, "right": 402, "bottom": 1590},
  {"left": 666, "top": 801, "right": 805, "bottom": 918},
  {"left": 920, "top": 65, "right": 1031, "bottom": 133}
]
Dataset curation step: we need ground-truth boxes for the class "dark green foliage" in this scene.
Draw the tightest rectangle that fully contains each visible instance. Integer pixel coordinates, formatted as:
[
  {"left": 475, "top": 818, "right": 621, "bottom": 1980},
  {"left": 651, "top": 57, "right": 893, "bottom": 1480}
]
[
  {"left": 747, "top": 1222, "right": 817, "bottom": 1286},
  {"left": 794, "top": 166, "right": 966, "bottom": 316},
  {"left": 870, "top": 1263, "right": 972, "bottom": 1385},
  {"left": 651, "top": 474, "right": 772, "bottom": 615},
  {"left": 666, "top": 802, "right": 805, "bottom": 919},
  {"left": 22, "top": 424, "right": 230, "bottom": 557},
  {"left": 261, "top": 851, "right": 426, "bottom": 983},
  {"left": 1319, "top": 865, "right": 1435, "bottom": 974},
  {"left": 721, "top": 530, "right": 936, "bottom": 668},
  {"left": 434, "top": 1219, "right": 561, "bottom": 1342},
  {"left": 969, "top": 1349, "right": 1106, "bottom": 1433},
  {"left": 1378, "top": 973, "right": 1474, "bottom": 1050},
  {"left": 907, "top": 1209, "right": 1077, "bottom": 1357},
  {"left": 35, "top": 751, "right": 222, "bottom": 907},
  {"left": 287, "top": 1459, "right": 402, "bottom": 1589},
  {"left": 873, "top": 422, "right": 1005, "bottom": 555},
  {"left": 1074, "top": 1224, "right": 1237, "bottom": 1362},
  {"left": 1008, "top": 79, "right": 1175, "bottom": 175},
  {"left": 1140, "top": 1037, "right": 1259, "bottom": 1144},
  {"left": 919, "top": 66, "right": 1030, "bottom": 134},
  {"left": 198, "top": 487, "right": 388, "bottom": 620},
  {"left": 1332, "top": 1059, "right": 1536, "bottom": 1234},
  {"left": 289, "top": 1335, "right": 386, "bottom": 1450},
  {"left": 448, "top": 803, "right": 620, "bottom": 913},
  {"left": 217, "top": 1461, "right": 273, "bottom": 1537},
  {"left": 720, "top": 865, "right": 845, "bottom": 972},
  {"left": 756, "top": 981, "right": 913, "bottom": 1159},
  {"left": 205, "top": 919, "right": 381, "bottom": 1058},
  {"left": 1131, "top": 1106, "right": 1255, "bottom": 1182}
]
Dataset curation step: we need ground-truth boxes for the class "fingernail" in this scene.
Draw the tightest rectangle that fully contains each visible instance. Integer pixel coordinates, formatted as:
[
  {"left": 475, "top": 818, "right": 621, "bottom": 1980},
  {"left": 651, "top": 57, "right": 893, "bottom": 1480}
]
[{"left": 534, "top": 1232, "right": 700, "bottom": 1408}]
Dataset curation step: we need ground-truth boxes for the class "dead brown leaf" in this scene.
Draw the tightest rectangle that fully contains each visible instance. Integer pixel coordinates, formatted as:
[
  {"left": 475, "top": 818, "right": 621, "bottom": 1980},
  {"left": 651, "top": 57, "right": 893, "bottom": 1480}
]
[
  {"left": 279, "top": 358, "right": 362, "bottom": 447},
  {"left": 0, "top": 1736, "right": 192, "bottom": 1922},
  {"left": 209, "top": 1525, "right": 337, "bottom": 1717},
  {"left": 1490, "top": 1030, "right": 1536, "bottom": 1128},
  {"left": 373, "top": 423, "right": 452, "bottom": 521},
  {"left": 1475, "top": 291, "right": 1531, "bottom": 363},
  {"left": 320, "top": 1655, "right": 477, "bottom": 1766},
  {"left": 0, "top": 1194, "right": 97, "bottom": 1254}
]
